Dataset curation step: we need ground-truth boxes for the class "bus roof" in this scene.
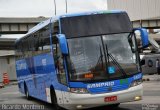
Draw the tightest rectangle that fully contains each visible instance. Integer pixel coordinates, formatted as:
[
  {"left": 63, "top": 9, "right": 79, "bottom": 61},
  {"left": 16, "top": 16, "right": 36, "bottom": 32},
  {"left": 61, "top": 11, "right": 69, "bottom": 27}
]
[
  {"left": 59, "top": 10, "right": 124, "bottom": 18},
  {"left": 15, "top": 10, "right": 126, "bottom": 44}
]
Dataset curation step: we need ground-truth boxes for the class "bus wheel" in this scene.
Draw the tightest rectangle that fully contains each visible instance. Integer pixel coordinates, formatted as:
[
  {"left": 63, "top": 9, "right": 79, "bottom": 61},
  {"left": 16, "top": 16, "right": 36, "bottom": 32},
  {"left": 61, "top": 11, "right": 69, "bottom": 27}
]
[
  {"left": 50, "top": 89, "right": 61, "bottom": 110},
  {"left": 24, "top": 84, "right": 31, "bottom": 100}
]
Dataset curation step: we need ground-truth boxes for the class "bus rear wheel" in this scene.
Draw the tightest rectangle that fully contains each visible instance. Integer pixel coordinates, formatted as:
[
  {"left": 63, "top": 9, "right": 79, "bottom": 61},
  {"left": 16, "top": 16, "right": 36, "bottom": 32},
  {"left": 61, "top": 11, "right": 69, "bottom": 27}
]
[{"left": 50, "top": 89, "right": 61, "bottom": 110}]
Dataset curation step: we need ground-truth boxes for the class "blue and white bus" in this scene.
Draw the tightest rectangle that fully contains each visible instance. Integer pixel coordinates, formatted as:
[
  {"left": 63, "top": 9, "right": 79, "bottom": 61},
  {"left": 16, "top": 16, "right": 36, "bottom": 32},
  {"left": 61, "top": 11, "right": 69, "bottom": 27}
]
[{"left": 15, "top": 10, "right": 149, "bottom": 110}]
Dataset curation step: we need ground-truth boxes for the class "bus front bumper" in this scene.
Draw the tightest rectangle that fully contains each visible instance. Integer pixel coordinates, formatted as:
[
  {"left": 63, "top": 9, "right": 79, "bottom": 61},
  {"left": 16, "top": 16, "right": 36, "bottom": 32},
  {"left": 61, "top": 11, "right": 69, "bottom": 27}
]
[{"left": 66, "top": 84, "right": 143, "bottom": 109}]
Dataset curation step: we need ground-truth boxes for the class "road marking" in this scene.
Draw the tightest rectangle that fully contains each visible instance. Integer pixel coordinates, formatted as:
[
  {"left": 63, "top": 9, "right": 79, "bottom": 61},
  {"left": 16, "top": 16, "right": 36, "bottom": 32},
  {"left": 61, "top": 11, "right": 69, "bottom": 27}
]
[{"left": 0, "top": 92, "right": 19, "bottom": 95}]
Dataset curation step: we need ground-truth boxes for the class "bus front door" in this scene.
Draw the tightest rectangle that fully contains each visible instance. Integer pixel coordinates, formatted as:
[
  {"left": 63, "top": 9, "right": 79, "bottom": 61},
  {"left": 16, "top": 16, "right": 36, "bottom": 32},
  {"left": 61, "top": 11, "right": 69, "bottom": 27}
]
[{"left": 55, "top": 54, "right": 69, "bottom": 106}]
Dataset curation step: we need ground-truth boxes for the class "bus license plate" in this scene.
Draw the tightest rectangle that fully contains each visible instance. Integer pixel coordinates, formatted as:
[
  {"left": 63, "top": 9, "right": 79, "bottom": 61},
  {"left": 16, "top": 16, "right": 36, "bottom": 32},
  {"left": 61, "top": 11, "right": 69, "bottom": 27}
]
[{"left": 104, "top": 96, "right": 117, "bottom": 102}]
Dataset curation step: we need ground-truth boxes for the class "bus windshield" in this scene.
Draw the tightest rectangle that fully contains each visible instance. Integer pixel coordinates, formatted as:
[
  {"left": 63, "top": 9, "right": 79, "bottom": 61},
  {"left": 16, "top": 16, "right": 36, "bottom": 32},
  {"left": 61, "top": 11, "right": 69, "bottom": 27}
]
[
  {"left": 67, "top": 33, "right": 139, "bottom": 82},
  {"left": 103, "top": 33, "right": 139, "bottom": 78}
]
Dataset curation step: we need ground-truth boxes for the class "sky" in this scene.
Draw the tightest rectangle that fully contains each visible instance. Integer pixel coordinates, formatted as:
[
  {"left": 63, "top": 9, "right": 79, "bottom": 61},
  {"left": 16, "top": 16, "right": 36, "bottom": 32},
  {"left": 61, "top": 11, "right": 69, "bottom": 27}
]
[
  {"left": 0, "top": 0, "right": 108, "bottom": 38},
  {"left": 0, "top": 0, "right": 108, "bottom": 17}
]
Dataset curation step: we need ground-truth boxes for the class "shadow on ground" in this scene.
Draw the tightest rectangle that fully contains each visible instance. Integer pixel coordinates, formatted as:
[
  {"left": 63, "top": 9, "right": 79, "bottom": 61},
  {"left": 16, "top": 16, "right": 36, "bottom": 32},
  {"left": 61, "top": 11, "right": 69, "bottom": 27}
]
[{"left": 24, "top": 96, "right": 136, "bottom": 110}]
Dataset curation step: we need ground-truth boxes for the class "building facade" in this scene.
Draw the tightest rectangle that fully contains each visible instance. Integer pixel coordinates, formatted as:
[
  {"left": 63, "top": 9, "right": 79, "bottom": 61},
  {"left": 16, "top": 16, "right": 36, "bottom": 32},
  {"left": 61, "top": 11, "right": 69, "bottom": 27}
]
[
  {"left": 107, "top": 0, "right": 160, "bottom": 21},
  {"left": 0, "top": 50, "right": 16, "bottom": 83}
]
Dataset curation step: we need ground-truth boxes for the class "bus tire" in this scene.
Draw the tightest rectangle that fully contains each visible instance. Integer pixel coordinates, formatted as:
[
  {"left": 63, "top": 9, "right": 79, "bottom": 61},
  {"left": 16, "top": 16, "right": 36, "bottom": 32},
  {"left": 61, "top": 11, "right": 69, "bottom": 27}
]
[
  {"left": 50, "top": 88, "right": 61, "bottom": 110},
  {"left": 24, "top": 83, "right": 32, "bottom": 100}
]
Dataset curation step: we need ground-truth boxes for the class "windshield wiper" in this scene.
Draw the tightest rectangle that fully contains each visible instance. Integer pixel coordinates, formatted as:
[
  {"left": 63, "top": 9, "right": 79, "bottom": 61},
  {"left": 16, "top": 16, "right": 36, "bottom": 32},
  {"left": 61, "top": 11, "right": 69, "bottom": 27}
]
[{"left": 105, "top": 44, "right": 127, "bottom": 77}]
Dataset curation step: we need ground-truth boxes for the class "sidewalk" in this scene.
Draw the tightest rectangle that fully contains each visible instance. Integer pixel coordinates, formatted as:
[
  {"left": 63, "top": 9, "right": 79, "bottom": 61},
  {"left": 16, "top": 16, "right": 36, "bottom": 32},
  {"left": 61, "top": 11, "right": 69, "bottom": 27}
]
[
  {"left": 0, "top": 80, "right": 18, "bottom": 89},
  {"left": 0, "top": 82, "right": 4, "bottom": 88}
]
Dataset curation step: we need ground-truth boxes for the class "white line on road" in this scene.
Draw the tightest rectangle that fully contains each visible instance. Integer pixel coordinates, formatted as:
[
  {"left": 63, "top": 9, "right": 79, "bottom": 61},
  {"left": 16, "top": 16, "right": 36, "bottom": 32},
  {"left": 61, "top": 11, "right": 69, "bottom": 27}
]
[{"left": 0, "top": 92, "right": 19, "bottom": 95}]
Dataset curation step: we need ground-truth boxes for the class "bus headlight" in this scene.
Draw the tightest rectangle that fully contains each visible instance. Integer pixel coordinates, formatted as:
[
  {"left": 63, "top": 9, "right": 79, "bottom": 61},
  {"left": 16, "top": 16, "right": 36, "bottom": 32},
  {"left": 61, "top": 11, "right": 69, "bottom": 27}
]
[
  {"left": 69, "top": 88, "right": 89, "bottom": 94},
  {"left": 130, "top": 79, "right": 142, "bottom": 87}
]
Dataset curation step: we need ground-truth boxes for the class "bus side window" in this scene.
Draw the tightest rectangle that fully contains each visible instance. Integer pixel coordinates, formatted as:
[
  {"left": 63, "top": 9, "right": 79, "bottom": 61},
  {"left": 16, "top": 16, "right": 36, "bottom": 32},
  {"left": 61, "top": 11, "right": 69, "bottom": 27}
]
[{"left": 53, "top": 39, "right": 67, "bottom": 85}]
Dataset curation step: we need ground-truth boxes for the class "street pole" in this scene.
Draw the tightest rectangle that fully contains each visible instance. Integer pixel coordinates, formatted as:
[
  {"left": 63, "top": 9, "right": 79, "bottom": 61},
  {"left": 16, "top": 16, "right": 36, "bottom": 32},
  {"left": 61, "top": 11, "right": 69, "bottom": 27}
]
[
  {"left": 54, "top": 0, "right": 57, "bottom": 15},
  {"left": 106, "top": 0, "right": 108, "bottom": 10},
  {"left": 65, "top": 0, "right": 68, "bottom": 13}
]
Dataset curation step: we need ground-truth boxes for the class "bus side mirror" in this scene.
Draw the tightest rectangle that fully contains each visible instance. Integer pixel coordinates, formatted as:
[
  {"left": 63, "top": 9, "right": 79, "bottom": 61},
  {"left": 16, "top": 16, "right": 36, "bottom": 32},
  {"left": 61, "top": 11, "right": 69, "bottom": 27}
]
[
  {"left": 134, "top": 28, "right": 149, "bottom": 48},
  {"left": 57, "top": 34, "right": 69, "bottom": 55}
]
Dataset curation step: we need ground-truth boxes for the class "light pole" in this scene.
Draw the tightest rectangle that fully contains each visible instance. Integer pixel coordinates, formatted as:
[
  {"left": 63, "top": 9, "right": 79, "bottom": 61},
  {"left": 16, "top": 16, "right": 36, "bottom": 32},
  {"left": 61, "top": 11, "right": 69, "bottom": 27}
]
[
  {"left": 65, "top": 0, "right": 68, "bottom": 13},
  {"left": 106, "top": 0, "right": 108, "bottom": 10},
  {"left": 54, "top": 0, "right": 57, "bottom": 15}
]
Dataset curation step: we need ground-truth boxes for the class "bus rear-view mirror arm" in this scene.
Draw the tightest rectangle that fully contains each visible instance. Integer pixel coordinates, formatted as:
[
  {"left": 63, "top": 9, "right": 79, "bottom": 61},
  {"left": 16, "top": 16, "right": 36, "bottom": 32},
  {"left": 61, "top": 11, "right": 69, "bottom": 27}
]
[
  {"left": 133, "top": 28, "right": 149, "bottom": 49},
  {"left": 57, "top": 34, "right": 69, "bottom": 55}
]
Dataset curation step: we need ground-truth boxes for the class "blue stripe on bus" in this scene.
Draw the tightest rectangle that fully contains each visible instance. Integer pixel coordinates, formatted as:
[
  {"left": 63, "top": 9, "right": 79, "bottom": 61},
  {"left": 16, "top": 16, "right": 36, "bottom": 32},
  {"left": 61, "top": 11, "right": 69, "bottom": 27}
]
[{"left": 69, "top": 73, "right": 142, "bottom": 94}]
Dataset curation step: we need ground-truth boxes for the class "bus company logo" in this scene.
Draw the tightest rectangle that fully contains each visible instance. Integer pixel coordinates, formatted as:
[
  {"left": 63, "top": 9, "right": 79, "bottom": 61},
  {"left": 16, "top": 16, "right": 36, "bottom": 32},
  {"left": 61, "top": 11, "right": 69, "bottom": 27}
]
[
  {"left": 17, "top": 63, "right": 27, "bottom": 70},
  {"left": 87, "top": 82, "right": 115, "bottom": 89},
  {"left": 42, "top": 59, "right": 47, "bottom": 66}
]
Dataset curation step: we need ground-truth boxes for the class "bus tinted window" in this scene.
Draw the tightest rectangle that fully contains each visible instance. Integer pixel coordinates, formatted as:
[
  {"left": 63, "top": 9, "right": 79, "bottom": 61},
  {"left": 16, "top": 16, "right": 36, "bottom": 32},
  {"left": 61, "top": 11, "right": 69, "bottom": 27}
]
[
  {"left": 34, "top": 25, "right": 50, "bottom": 54},
  {"left": 15, "top": 25, "right": 51, "bottom": 59},
  {"left": 61, "top": 12, "right": 132, "bottom": 38}
]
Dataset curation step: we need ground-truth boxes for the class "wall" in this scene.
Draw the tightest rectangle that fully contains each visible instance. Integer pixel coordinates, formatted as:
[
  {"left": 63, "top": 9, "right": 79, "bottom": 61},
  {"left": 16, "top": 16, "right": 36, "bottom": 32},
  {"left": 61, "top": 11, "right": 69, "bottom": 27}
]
[
  {"left": 107, "top": 0, "right": 160, "bottom": 21},
  {"left": 0, "top": 52, "right": 16, "bottom": 83}
]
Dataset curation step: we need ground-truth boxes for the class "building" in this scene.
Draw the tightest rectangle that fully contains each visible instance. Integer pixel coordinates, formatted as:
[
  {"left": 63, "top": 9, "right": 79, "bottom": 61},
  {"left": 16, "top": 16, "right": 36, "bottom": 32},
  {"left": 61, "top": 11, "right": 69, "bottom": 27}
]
[
  {"left": 107, "top": 0, "right": 160, "bottom": 21},
  {"left": 0, "top": 50, "right": 16, "bottom": 82}
]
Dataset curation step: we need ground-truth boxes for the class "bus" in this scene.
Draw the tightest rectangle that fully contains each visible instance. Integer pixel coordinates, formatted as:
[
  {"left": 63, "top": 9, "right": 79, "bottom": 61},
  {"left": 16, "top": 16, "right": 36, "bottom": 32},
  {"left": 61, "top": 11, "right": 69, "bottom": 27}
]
[{"left": 15, "top": 10, "right": 149, "bottom": 110}]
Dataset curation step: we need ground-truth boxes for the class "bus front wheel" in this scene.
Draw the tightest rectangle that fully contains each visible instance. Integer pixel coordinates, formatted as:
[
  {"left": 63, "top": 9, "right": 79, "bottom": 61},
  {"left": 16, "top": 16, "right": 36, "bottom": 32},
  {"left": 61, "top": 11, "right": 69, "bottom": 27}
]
[
  {"left": 108, "top": 103, "right": 120, "bottom": 107},
  {"left": 50, "top": 89, "right": 61, "bottom": 110}
]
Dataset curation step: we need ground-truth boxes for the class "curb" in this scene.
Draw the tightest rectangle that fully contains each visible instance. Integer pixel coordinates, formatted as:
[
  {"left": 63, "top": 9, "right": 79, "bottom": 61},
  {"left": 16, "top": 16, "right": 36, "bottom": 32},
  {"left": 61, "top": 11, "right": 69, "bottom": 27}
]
[
  {"left": 10, "top": 82, "right": 18, "bottom": 85},
  {"left": 143, "top": 74, "right": 160, "bottom": 82},
  {"left": 0, "top": 84, "right": 4, "bottom": 89},
  {"left": 142, "top": 78, "right": 150, "bottom": 81},
  {"left": 0, "top": 81, "right": 18, "bottom": 88},
  {"left": 142, "top": 78, "right": 160, "bottom": 81}
]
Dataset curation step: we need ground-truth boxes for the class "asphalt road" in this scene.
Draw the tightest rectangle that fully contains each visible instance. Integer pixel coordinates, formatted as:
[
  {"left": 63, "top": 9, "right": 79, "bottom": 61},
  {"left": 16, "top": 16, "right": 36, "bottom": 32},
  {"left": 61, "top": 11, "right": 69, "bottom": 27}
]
[{"left": 0, "top": 81, "right": 160, "bottom": 110}]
